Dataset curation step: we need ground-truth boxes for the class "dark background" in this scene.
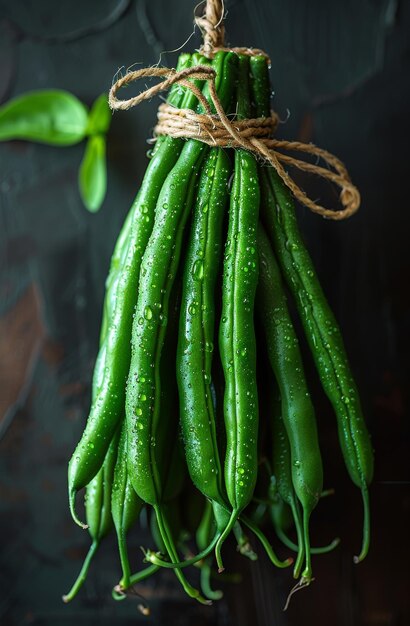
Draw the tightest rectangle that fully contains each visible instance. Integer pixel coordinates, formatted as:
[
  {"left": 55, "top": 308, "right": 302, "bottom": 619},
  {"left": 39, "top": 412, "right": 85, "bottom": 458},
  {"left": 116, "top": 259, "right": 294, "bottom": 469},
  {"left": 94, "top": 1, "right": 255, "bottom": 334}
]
[{"left": 0, "top": 0, "right": 409, "bottom": 624}]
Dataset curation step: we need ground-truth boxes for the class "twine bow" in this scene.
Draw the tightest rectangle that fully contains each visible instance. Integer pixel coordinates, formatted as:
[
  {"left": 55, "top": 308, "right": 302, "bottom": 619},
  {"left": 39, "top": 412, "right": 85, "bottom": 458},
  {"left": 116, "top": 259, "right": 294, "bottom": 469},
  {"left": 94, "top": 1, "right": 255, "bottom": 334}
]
[{"left": 109, "top": 64, "right": 360, "bottom": 220}]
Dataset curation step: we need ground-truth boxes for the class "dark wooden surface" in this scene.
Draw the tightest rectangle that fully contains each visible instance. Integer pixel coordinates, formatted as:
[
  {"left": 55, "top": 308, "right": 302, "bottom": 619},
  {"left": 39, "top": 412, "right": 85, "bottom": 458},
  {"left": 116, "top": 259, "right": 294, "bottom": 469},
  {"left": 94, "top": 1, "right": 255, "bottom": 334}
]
[{"left": 0, "top": 1, "right": 409, "bottom": 624}]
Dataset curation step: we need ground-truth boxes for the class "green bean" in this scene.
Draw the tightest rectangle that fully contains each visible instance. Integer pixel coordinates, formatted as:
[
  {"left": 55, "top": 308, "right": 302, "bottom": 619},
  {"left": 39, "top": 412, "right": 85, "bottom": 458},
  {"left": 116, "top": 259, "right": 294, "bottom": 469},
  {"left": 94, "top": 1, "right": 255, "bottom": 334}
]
[
  {"left": 215, "top": 54, "right": 260, "bottom": 572},
  {"left": 257, "top": 223, "right": 322, "bottom": 581},
  {"left": 177, "top": 147, "right": 231, "bottom": 508},
  {"left": 261, "top": 165, "right": 374, "bottom": 563},
  {"left": 176, "top": 146, "right": 238, "bottom": 554}
]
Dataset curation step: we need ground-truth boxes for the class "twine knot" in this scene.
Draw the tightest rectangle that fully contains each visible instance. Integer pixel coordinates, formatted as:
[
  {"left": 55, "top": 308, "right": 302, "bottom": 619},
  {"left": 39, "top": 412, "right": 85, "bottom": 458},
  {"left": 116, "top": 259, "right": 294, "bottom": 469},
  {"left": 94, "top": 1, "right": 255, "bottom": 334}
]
[{"left": 109, "top": 64, "right": 360, "bottom": 220}]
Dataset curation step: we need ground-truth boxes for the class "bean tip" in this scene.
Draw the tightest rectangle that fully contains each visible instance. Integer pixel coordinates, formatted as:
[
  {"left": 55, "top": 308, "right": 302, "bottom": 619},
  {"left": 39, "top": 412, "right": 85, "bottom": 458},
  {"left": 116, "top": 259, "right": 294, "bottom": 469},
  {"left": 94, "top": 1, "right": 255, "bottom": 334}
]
[{"left": 137, "top": 603, "right": 151, "bottom": 616}]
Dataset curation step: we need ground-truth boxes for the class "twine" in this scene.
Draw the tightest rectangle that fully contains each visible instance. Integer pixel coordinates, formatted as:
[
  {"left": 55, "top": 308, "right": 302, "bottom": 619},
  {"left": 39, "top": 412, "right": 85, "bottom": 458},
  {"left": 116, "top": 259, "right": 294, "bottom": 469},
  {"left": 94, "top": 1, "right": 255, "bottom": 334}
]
[
  {"left": 109, "top": 64, "right": 360, "bottom": 220},
  {"left": 194, "top": 0, "right": 270, "bottom": 62},
  {"left": 109, "top": 0, "right": 360, "bottom": 219},
  {"left": 194, "top": 0, "right": 225, "bottom": 55}
]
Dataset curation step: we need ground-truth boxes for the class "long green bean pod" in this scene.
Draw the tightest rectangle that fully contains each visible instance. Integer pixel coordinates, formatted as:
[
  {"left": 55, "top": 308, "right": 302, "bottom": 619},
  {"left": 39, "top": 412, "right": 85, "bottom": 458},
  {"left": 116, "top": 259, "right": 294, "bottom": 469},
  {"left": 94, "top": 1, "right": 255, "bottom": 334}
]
[
  {"left": 257, "top": 224, "right": 323, "bottom": 581},
  {"left": 175, "top": 145, "right": 243, "bottom": 553},
  {"left": 216, "top": 54, "right": 260, "bottom": 571},
  {"left": 177, "top": 147, "right": 231, "bottom": 508}
]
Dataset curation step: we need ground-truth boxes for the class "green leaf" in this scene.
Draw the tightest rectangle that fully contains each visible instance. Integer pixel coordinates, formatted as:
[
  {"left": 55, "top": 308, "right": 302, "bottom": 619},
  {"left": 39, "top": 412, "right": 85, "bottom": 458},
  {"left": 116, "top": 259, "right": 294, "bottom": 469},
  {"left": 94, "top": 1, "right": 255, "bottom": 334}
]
[
  {"left": 78, "top": 134, "right": 107, "bottom": 213},
  {"left": 86, "top": 93, "right": 111, "bottom": 136},
  {"left": 0, "top": 90, "right": 89, "bottom": 145}
]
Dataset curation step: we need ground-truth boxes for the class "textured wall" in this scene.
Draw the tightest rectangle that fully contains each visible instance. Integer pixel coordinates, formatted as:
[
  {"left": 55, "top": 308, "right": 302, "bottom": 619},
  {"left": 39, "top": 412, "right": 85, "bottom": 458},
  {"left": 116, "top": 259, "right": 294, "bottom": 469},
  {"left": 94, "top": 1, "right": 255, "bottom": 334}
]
[{"left": 0, "top": 1, "right": 409, "bottom": 625}]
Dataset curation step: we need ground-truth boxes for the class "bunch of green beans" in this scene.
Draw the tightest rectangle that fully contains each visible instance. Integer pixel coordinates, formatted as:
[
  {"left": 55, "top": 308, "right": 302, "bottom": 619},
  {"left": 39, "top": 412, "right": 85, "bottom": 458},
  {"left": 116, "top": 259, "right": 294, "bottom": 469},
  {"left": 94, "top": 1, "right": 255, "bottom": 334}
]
[{"left": 65, "top": 50, "right": 373, "bottom": 607}]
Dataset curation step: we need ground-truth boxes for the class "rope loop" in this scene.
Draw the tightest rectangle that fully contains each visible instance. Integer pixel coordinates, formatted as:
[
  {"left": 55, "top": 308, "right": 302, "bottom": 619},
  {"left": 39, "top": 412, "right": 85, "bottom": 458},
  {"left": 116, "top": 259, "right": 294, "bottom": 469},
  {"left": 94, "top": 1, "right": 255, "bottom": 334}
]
[{"left": 109, "top": 63, "right": 360, "bottom": 220}]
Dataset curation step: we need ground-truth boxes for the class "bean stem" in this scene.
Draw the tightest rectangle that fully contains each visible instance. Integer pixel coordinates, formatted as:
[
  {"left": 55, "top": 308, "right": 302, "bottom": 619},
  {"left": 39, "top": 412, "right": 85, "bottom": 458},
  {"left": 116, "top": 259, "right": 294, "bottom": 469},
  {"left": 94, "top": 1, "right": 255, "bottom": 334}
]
[
  {"left": 62, "top": 540, "right": 99, "bottom": 603},
  {"left": 128, "top": 563, "right": 160, "bottom": 587},
  {"left": 215, "top": 509, "right": 239, "bottom": 572},
  {"left": 354, "top": 485, "right": 370, "bottom": 563},
  {"left": 200, "top": 563, "right": 223, "bottom": 601},
  {"left": 146, "top": 531, "right": 220, "bottom": 569},
  {"left": 154, "top": 506, "right": 211, "bottom": 605},
  {"left": 301, "top": 509, "right": 312, "bottom": 582},
  {"left": 117, "top": 529, "right": 132, "bottom": 589},
  {"left": 241, "top": 515, "right": 293, "bottom": 569},
  {"left": 274, "top": 525, "right": 340, "bottom": 556},
  {"left": 289, "top": 501, "right": 305, "bottom": 579}
]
